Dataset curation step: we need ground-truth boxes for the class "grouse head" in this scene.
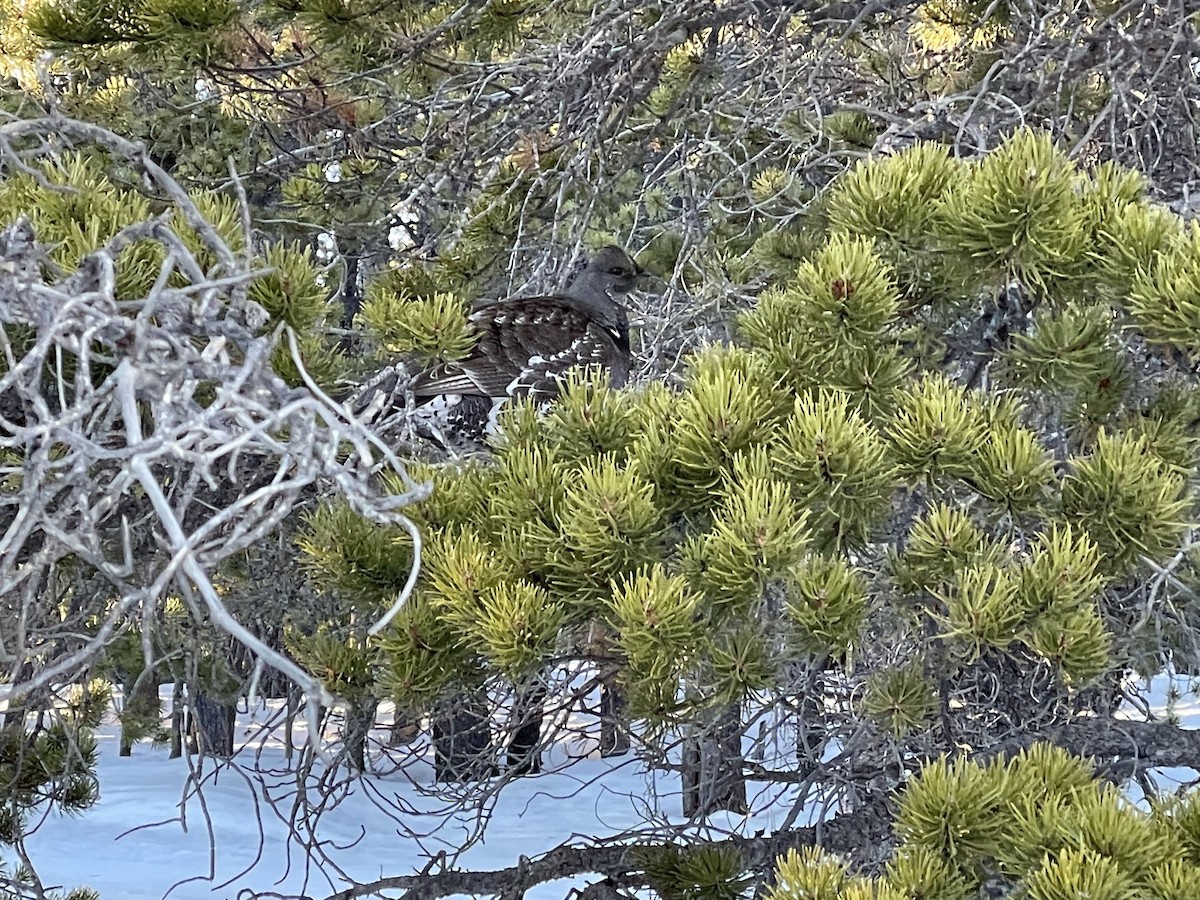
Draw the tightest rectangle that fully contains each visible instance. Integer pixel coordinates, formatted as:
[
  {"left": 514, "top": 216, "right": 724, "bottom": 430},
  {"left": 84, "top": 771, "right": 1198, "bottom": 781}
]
[{"left": 561, "top": 245, "right": 643, "bottom": 328}]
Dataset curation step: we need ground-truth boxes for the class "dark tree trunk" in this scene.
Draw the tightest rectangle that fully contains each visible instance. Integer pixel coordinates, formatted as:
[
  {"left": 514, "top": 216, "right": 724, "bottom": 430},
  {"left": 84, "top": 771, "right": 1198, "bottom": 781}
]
[
  {"left": 682, "top": 703, "right": 747, "bottom": 817},
  {"left": 389, "top": 714, "right": 421, "bottom": 747},
  {"left": 598, "top": 669, "right": 630, "bottom": 758},
  {"left": 190, "top": 690, "right": 236, "bottom": 758},
  {"left": 169, "top": 680, "right": 184, "bottom": 759},
  {"left": 339, "top": 255, "right": 363, "bottom": 338},
  {"left": 506, "top": 679, "right": 547, "bottom": 775},
  {"left": 283, "top": 684, "right": 300, "bottom": 764},
  {"left": 344, "top": 698, "right": 377, "bottom": 772},
  {"left": 119, "top": 672, "right": 160, "bottom": 757},
  {"left": 432, "top": 690, "right": 496, "bottom": 783},
  {"left": 795, "top": 670, "right": 826, "bottom": 778}
]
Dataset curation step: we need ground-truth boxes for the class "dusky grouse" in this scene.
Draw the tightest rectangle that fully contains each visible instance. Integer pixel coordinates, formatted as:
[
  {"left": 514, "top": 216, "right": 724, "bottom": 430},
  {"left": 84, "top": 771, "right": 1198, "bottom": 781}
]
[{"left": 348, "top": 246, "right": 642, "bottom": 451}]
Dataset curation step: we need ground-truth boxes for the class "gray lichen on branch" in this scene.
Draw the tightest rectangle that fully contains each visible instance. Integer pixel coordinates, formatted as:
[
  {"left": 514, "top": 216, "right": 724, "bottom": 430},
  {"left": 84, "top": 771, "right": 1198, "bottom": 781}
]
[{"left": 0, "top": 115, "right": 426, "bottom": 751}]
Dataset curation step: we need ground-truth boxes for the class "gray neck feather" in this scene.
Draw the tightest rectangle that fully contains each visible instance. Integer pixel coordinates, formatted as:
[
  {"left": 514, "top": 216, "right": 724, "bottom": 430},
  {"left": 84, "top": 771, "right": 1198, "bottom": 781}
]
[{"left": 562, "top": 259, "right": 633, "bottom": 333}]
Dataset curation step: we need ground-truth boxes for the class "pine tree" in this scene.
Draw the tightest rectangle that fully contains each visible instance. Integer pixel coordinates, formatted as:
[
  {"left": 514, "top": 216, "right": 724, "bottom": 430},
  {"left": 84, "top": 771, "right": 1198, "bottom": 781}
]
[
  {"left": 1, "top": 2, "right": 1198, "bottom": 898},
  {"left": 294, "top": 134, "right": 1200, "bottom": 898}
]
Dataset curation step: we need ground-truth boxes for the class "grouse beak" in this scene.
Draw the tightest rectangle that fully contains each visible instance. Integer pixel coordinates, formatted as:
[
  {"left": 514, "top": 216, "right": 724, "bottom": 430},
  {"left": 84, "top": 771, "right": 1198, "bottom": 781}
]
[
  {"left": 631, "top": 257, "right": 654, "bottom": 288},
  {"left": 631, "top": 258, "right": 669, "bottom": 293}
]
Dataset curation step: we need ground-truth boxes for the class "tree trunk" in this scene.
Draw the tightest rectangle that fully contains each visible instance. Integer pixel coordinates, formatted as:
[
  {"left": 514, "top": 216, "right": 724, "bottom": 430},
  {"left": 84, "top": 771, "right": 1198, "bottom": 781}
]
[
  {"left": 169, "top": 680, "right": 184, "bottom": 759},
  {"left": 795, "top": 670, "right": 826, "bottom": 777},
  {"left": 582, "top": 623, "right": 630, "bottom": 758},
  {"left": 283, "top": 684, "right": 300, "bottom": 764},
  {"left": 119, "top": 672, "right": 160, "bottom": 757},
  {"left": 344, "top": 698, "right": 377, "bottom": 772},
  {"left": 506, "top": 679, "right": 546, "bottom": 775},
  {"left": 339, "top": 254, "right": 362, "bottom": 330},
  {"left": 190, "top": 690, "right": 236, "bottom": 758},
  {"left": 389, "top": 714, "right": 421, "bottom": 747},
  {"left": 598, "top": 669, "right": 630, "bottom": 758},
  {"left": 432, "top": 690, "right": 496, "bottom": 783},
  {"left": 681, "top": 702, "right": 747, "bottom": 817}
]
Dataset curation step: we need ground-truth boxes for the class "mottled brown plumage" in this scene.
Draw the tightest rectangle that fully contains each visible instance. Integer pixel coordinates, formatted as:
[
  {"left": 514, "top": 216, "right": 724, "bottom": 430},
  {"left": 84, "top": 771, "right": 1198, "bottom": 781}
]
[
  {"left": 408, "top": 246, "right": 637, "bottom": 401},
  {"left": 347, "top": 247, "right": 642, "bottom": 450}
]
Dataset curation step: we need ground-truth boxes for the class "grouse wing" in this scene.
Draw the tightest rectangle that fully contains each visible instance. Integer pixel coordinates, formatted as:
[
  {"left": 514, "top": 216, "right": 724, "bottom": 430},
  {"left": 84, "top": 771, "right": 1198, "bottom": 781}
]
[{"left": 409, "top": 296, "right": 627, "bottom": 400}]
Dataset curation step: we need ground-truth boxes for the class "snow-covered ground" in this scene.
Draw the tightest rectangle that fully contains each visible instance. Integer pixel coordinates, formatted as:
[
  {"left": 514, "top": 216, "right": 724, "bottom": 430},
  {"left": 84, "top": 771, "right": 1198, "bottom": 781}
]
[
  {"left": 18, "top": 687, "right": 811, "bottom": 900},
  {"left": 16, "top": 674, "right": 1200, "bottom": 899},
  {"left": 29, "top": 732, "right": 646, "bottom": 899}
]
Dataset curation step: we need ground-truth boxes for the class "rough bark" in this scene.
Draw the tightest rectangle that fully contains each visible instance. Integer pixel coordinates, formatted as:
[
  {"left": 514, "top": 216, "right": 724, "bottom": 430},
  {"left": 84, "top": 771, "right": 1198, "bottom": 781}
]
[
  {"left": 432, "top": 690, "right": 497, "bottom": 783},
  {"left": 323, "top": 800, "right": 892, "bottom": 900},
  {"left": 190, "top": 690, "right": 236, "bottom": 759},
  {"left": 283, "top": 684, "right": 301, "bottom": 764},
  {"left": 682, "top": 702, "right": 748, "bottom": 817},
  {"left": 168, "top": 680, "right": 184, "bottom": 759},
  {"left": 598, "top": 671, "right": 630, "bottom": 758},
  {"left": 981, "top": 717, "right": 1200, "bottom": 777},
  {"left": 506, "top": 680, "right": 547, "bottom": 776},
  {"left": 343, "top": 698, "right": 378, "bottom": 772}
]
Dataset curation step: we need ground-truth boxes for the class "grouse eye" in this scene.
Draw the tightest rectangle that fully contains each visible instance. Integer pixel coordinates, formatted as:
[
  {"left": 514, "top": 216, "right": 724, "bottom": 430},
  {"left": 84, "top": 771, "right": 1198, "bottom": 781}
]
[{"left": 609, "top": 266, "right": 628, "bottom": 276}]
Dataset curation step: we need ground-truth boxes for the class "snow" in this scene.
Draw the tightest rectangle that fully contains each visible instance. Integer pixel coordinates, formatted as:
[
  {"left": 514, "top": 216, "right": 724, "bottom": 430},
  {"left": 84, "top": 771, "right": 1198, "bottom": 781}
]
[
  {"left": 16, "top": 687, "right": 811, "bottom": 900},
  {"left": 1118, "top": 671, "right": 1200, "bottom": 806},
  {"left": 14, "top": 673, "right": 1199, "bottom": 899}
]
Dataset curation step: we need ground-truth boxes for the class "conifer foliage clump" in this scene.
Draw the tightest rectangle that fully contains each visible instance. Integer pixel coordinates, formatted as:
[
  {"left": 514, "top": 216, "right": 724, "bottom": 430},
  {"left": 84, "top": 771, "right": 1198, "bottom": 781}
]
[
  {"left": 298, "top": 130, "right": 1200, "bottom": 895},
  {"left": 0, "top": 0, "right": 1198, "bottom": 896}
]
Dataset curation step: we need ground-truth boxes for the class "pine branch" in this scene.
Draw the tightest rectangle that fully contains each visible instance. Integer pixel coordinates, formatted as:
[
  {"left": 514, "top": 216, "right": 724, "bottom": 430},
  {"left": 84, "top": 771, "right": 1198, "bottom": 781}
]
[
  {"left": 982, "top": 717, "right": 1200, "bottom": 779},
  {"left": 322, "top": 802, "right": 893, "bottom": 900}
]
